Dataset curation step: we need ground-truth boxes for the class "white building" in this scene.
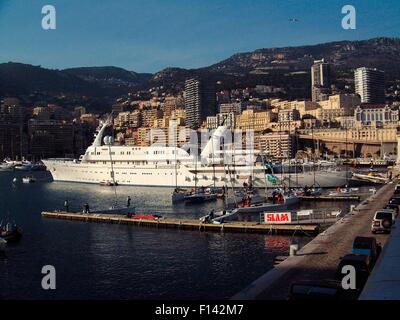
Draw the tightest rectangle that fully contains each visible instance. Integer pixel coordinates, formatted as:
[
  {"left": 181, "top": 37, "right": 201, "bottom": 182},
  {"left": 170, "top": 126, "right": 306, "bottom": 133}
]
[{"left": 354, "top": 67, "right": 385, "bottom": 104}]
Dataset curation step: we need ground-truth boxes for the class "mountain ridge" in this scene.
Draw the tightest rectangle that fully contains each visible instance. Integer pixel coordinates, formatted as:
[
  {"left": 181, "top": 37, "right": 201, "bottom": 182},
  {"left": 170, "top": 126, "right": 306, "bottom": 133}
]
[{"left": 1, "top": 37, "right": 399, "bottom": 108}]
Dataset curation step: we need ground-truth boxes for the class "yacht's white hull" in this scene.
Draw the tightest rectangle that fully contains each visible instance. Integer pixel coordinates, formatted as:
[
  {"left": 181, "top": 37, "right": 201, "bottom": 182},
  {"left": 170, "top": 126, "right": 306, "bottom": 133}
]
[
  {"left": 277, "top": 171, "right": 352, "bottom": 188},
  {"left": 42, "top": 160, "right": 352, "bottom": 188},
  {"left": 42, "top": 160, "right": 264, "bottom": 188}
]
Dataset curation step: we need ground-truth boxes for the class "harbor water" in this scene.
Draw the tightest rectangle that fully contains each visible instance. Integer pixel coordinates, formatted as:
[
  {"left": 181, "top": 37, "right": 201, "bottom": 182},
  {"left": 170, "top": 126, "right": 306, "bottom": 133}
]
[{"left": 0, "top": 171, "right": 366, "bottom": 299}]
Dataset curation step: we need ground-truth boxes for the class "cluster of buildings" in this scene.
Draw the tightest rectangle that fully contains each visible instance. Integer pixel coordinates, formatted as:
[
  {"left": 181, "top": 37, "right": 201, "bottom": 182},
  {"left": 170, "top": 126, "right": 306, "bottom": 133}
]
[
  {"left": 112, "top": 61, "right": 397, "bottom": 160},
  {"left": 0, "top": 99, "right": 100, "bottom": 160},
  {"left": 1, "top": 58, "right": 398, "bottom": 161}
]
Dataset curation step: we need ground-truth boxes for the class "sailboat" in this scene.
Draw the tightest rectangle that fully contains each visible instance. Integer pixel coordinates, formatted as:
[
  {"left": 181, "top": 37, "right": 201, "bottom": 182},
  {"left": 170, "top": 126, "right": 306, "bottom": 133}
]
[
  {"left": 91, "top": 129, "right": 135, "bottom": 215},
  {"left": 0, "top": 162, "right": 14, "bottom": 172},
  {"left": 172, "top": 187, "right": 188, "bottom": 203},
  {"left": 0, "top": 238, "right": 6, "bottom": 252},
  {"left": 171, "top": 133, "right": 190, "bottom": 203},
  {"left": 212, "top": 140, "right": 300, "bottom": 222},
  {"left": 0, "top": 219, "right": 22, "bottom": 243},
  {"left": 14, "top": 160, "right": 33, "bottom": 171},
  {"left": 184, "top": 155, "right": 217, "bottom": 204},
  {"left": 184, "top": 134, "right": 218, "bottom": 204},
  {"left": 232, "top": 191, "right": 299, "bottom": 214}
]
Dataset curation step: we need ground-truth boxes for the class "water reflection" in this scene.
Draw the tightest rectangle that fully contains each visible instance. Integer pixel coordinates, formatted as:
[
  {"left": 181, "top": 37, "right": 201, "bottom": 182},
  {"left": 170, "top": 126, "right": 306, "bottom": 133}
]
[{"left": 1, "top": 170, "right": 372, "bottom": 299}]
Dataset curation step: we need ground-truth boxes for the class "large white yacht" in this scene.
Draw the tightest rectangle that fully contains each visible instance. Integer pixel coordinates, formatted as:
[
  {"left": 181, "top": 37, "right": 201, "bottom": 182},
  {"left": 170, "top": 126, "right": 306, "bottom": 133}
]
[{"left": 42, "top": 120, "right": 351, "bottom": 188}]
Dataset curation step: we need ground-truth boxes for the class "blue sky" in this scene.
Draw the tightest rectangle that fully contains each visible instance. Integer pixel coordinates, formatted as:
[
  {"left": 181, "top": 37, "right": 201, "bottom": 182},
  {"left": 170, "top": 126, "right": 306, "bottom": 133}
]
[{"left": 0, "top": 0, "right": 399, "bottom": 73}]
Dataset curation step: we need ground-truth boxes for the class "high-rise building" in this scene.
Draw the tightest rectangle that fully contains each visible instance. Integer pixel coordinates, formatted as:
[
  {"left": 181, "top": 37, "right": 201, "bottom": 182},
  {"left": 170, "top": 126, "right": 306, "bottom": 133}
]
[
  {"left": 354, "top": 67, "right": 385, "bottom": 104},
  {"left": 311, "top": 59, "right": 331, "bottom": 102},
  {"left": 184, "top": 78, "right": 216, "bottom": 129}
]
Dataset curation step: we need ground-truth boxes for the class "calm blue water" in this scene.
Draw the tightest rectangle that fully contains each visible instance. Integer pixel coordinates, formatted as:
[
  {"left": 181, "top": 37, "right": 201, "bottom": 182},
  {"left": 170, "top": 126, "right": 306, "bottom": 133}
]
[{"left": 1, "top": 170, "right": 358, "bottom": 300}]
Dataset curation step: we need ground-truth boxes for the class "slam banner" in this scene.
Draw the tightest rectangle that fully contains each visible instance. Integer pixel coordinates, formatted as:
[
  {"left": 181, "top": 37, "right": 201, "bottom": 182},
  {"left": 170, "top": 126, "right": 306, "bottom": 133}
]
[{"left": 260, "top": 212, "right": 292, "bottom": 224}]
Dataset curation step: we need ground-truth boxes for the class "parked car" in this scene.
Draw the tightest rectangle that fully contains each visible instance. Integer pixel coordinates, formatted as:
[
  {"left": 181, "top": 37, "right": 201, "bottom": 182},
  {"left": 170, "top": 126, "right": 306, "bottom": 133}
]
[
  {"left": 389, "top": 198, "right": 400, "bottom": 206},
  {"left": 288, "top": 280, "right": 357, "bottom": 300},
  {"left": 371, "top": 210, "right": 395, "bottom": 234},
  {"left": 335, "top": 254, "right": 372, "bottom": 291},
  {"left": 351, "top": 236, "right": 381, "bottom": 267}
]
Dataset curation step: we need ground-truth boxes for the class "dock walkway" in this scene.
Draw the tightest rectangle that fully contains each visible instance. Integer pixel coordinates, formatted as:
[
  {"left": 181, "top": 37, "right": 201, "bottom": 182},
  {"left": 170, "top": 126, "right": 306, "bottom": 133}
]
[
  {"left": 41, "top": 212, "right": 319, "bottom": 236},
  {"left": 300, "top": 195, "right": 360, "bottom": 201},
  {"left": 232, "top": 181, "right": 396, "bottom": 300}
]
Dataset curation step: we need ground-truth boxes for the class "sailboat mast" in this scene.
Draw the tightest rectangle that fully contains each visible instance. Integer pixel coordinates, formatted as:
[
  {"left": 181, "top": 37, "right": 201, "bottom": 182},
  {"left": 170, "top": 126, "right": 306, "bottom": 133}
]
[
  {"left": 174, "top": 125, "right": 178, "bottom": 188},
  {"left": 194, "top": 152, "right": 198, "bottom": 192},
  {"left": 261, "top": 151, "right": 268, "bottom": 199},
  {"left": 288, "top": 113, "right": 291, "bottom": 191},
  {"left": 106, "top": 117, "right": 118, "bottom": 207},
  {"left": 312, "top": 123, "right": 316, "bottom": 186},
  {"left": 211, "top": 128, "right": 216, "bottom": 189}
]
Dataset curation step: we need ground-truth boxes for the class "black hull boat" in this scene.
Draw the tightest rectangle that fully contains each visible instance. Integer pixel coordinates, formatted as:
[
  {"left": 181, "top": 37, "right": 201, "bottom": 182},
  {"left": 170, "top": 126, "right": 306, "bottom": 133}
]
[
  {"left": 1, "top": 231, "right": 22, "bottom": 243},
  {"left": 184, "top": 193, "right": 217, "bottom": 204},
  {"left": 0, "top": 223, "right": 22, "bottom": 243},
  {"left": 0, "top": 238, "right": 6, "bottom": 253}
]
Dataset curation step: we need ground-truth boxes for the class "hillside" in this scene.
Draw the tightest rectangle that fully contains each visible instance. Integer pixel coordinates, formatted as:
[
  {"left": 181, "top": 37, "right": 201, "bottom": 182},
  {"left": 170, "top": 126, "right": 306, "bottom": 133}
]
[
  {"left": 1, "top": 37, "right": 400, "bottom": 108},
  {"left": 0, "top": 63, "right": 151, "bottom": 98},
  {"left": 0, "top": 62, "right": 98, "bottom": 96},
  {"left": 147, "top": 37, "right": 400, "bottom": 98},
  {"left": 208, "top": 37, "right": 400, "bottom": 77},
  {"left": 63, "top": 66, "right": 152, "bottom": 89}
]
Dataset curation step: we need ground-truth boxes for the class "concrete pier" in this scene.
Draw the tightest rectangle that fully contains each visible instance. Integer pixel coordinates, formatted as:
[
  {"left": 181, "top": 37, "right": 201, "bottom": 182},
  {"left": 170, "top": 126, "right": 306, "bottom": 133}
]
[
  {"left": 232, "top": 181, "right": 397, "bottom": 300},
  {"left": 300, "top": 195, "right": 361, "bottom": 201},
  {"left": 41, "top": 211, "right": 319, "bottom": 236}
]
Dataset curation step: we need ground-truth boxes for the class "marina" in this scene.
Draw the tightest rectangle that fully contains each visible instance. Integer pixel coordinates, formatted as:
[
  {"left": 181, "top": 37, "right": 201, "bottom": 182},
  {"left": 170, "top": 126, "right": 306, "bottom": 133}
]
[{"left": 0, "top": 168, "right": 368, "bottom": 299}]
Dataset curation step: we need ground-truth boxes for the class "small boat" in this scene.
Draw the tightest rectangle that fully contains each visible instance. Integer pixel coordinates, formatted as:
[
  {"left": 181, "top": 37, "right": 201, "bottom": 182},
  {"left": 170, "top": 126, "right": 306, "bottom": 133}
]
[
  {"left": 352, "top": 172, "right": 388, "bottom": 184},
  {"left": 22, "top": 176, "right": 36, "bottom": 184},
  {"left": 233, "top": 193, "right": 300, "bottom": 214},
  {"left": 15, "top": 161, "right": 33, "bottom": 171},
  {"left": 30, "top": 162, "right": 46, "bottom": 171},
  {"left": 184, "top": 192, "right": 217, "bottom": 204},
  {"left": 230, "top": 189, "right": 266, "bottom": 205},
  {"left": 328, "top": 187, "right": 359, "bottom": 196},
  {"left": 0, "top": 162, "right": 14, "bottom": 172},
  {"left": 0, "top": 221, "right": 22, "bottom": 243},
  {"left": 211, "top": 209, "right": 241, "bottom": 223},
  {"left": 127, "top": 213, "right": 162, "bottom": 220},
  {"left": 100, "top": 180, "right": 119, "bottom": 186},
  {"left": 172, "top": 188, "right": 190, "bottom": 203},
  {"left": 0, "top": 238, "right": 6, "bottom": 252},
  {"left": 300, "top": 186, "right": 322, "bottom": 196}
]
